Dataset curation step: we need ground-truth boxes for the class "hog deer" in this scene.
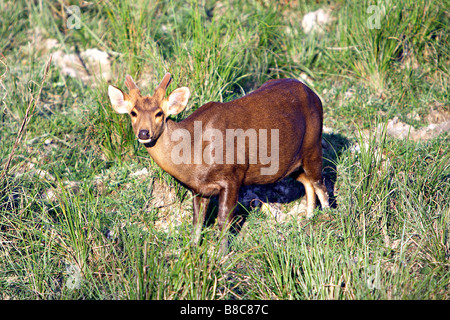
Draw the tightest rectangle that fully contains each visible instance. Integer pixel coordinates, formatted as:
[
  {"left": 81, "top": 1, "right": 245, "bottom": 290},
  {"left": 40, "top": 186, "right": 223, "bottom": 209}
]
[{"left": 108, "top": 73, "right": 329, "bottom": 252}]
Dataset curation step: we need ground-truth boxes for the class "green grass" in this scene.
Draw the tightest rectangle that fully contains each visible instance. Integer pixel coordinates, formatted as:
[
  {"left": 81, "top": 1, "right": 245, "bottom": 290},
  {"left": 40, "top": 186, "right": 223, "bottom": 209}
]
[{"left": 0, "top": 0, "right": 449, "bottom": 300}]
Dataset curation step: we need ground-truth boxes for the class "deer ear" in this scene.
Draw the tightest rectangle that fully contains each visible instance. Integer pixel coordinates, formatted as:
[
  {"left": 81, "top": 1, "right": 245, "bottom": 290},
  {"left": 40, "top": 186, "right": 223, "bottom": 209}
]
[
  {"left": 108, "top": 85, "right": 132, "bottom": 114},
  {"left": 162, "top": 87, "right": 190, "bottom": 115}
]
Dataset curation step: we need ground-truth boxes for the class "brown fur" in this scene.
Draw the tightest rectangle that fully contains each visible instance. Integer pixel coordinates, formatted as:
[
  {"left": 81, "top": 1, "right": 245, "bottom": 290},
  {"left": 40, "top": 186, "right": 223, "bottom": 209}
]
[{"left": 108, "top": 73, "right": 329, "bottom": 253}]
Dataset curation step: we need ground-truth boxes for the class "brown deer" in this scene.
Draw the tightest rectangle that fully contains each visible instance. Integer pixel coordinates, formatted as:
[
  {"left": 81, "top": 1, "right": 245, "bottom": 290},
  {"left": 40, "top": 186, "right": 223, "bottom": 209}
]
[{"left": 108, "top": 73, "right": 329, "bottom": 252}]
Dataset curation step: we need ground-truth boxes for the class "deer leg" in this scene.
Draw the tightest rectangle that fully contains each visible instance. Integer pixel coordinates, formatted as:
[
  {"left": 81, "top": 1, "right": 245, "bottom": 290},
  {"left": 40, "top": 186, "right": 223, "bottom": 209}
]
[
  {"left": 297, "top": 152, "right": 329, "bottom": 219},
  {"left": 297, "top": 172, "right": 317, "bottom": 219},
  {"left": 192, "top": 194, "right": 210, "bottom": 244},
  {"left": 313, "top": 180, "right": 329, "bottom": 210},
  {"left": 217, "top": 184, "right": 239, "bottom": 255}
]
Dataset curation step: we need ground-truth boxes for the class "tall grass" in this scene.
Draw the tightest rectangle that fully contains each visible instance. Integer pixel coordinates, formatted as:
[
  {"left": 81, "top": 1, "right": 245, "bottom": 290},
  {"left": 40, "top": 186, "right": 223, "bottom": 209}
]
[{"left": 333, "top": 0, "right": 445, "bottom": 91}]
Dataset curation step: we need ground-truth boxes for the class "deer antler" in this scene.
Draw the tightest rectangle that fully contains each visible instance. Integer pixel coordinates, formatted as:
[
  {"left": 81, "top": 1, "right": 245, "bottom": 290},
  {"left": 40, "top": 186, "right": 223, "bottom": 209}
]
[
  {"left": 125, "top": 74, "right": 141, "bottom": 98},
  {"left": 154, "top": 72, "right": 172, "bottom": 101}
]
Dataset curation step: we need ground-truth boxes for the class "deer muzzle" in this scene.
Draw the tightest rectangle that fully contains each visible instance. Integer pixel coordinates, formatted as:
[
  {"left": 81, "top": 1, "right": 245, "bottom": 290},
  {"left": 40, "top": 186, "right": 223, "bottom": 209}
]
[{"left": 138, "top": 129, "right": 152, "bottom": 144}]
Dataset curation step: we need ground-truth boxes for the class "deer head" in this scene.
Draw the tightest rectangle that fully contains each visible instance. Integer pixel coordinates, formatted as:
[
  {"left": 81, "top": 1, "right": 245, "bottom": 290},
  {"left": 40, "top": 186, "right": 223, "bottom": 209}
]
[{"left": 108, "top": 73, "right": 190, "bottom": 145}]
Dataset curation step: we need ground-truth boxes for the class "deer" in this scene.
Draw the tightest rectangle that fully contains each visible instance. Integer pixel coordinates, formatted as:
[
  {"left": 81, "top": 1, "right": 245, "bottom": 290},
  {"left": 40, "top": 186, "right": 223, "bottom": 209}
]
[{"left": 108, "top": 72, "right": 329, "bottom": 253}]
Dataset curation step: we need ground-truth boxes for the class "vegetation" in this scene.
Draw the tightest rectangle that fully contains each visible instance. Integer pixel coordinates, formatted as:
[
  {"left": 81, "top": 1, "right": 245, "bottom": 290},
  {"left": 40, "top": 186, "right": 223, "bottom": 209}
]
[{"left": 0, "top": 0, "right": 448, "bottom": 299}]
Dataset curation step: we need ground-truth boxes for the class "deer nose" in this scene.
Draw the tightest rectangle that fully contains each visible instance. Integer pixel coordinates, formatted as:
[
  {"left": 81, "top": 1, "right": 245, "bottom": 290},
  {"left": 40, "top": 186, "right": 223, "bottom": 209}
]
[{"left": 138, "top": 129, "right": 150, "bottom": 140}]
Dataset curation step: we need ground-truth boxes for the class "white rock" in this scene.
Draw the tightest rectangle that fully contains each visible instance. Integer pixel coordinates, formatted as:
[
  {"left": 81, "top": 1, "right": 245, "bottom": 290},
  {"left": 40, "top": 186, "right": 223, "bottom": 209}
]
[
  {"left": 131, "top": 168, "right": 149, "bottom": 177},
  {"left": 302, "top": 9, "right": 331, "bottom": 34},
  {"left": 52, "top": 47, "right": 114, "bottom": 85}
]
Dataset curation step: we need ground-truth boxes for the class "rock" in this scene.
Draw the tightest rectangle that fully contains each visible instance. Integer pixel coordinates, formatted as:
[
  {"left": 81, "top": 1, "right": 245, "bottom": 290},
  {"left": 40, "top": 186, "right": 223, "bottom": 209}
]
[
  {"left": 386, "top": 116, "right": 413, "bottom": 139},
  {"left": 385, "top": 116, "right": 450, "bottom": 141},
  {"left": 52, "top": 47, "right": 114, "bottom": 85},
  {"left": 261, "top": 202, "right": 286, "bottom": 222},
  {"left": 411, "top": 121, "right": 450, "bottom": 141},
  {"left": 131, "top": 168, "right": 149, "bottom": 177},
  {"left": 287, "top": 198, "right": 308, "bottom": 216},
  {"left": 302, "top": 9, "right": 331, "bottom": 34},
  {"left": 25, "top": 28, "right": 114, "bottom": 85},
  {"left": 149, "top": 180, "right": 177, "bottom": 208}
]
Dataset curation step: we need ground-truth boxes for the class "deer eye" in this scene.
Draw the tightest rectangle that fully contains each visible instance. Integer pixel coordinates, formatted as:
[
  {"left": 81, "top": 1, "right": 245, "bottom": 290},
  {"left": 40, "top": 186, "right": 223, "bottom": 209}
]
[
  {"left": 155, "top": 111, "right": 163, "bottom": 118},
  {"left": 130, "top": 111, "right": 137, "bottom": 117}
]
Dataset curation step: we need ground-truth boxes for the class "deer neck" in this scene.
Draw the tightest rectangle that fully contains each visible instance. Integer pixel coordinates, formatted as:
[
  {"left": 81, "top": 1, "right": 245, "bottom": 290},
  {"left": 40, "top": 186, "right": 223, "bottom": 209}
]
[{"left": 144, "top": 119, "right": 190, "bottom": 182}]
